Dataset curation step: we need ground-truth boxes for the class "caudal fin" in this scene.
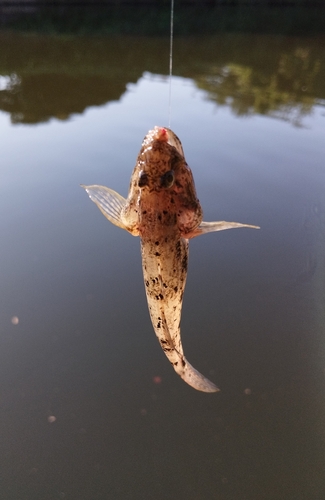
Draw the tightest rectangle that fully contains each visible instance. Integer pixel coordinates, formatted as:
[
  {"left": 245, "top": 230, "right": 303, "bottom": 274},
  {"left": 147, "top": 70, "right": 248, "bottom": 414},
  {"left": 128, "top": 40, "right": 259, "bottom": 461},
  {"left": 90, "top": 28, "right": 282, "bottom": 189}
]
[{"left": 176, "top": 357, "right": 220, "bottom": 393}]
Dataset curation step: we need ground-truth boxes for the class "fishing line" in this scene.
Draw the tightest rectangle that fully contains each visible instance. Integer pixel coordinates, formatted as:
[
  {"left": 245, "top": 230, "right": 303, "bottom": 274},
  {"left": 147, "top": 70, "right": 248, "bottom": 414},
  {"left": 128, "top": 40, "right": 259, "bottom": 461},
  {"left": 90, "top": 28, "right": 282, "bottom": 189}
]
[{"left": 168, "top": 0, "right": 174, "bottom": 128}]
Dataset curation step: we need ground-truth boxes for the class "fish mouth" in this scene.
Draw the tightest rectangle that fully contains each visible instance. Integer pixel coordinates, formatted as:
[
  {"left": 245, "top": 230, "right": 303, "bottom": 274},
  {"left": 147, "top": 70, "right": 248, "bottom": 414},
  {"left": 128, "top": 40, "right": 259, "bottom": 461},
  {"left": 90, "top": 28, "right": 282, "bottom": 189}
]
[
  {"left": 151, "top": 126, "right": 185, "bottom": 158},
  {"left": 152, "top": 126, "right": 169, "bottom": 142}
]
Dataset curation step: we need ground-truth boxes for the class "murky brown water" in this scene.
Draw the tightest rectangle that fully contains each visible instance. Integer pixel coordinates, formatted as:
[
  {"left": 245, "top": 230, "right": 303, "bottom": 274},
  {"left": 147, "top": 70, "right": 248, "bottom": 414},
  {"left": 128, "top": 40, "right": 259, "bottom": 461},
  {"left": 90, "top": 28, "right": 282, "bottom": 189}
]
[{"left": 0, "top": 18, "right": 325, "bottom": 500}]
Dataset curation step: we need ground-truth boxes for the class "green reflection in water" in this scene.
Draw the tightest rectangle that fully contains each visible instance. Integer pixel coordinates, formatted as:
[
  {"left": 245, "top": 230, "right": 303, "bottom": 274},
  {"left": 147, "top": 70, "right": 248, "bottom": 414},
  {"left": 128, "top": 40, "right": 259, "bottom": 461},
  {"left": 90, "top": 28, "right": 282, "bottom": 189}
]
[
  {"left": 196, "top": 45, "right": 322, "bottom": 126},
  {"left": 0, "top": 32, "right": 324, "bottom": 125},
  {"left": 1, "top": 5, "right": 325, "bottom": 36}
]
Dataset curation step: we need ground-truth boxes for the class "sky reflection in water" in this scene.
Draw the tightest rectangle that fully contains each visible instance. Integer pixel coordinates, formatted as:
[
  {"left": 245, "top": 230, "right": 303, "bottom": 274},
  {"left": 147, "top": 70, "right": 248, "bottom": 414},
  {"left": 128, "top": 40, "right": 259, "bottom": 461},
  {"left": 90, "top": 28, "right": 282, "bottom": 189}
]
[{"left": 0, "top": 32, "right": 324, "bottom": 500}]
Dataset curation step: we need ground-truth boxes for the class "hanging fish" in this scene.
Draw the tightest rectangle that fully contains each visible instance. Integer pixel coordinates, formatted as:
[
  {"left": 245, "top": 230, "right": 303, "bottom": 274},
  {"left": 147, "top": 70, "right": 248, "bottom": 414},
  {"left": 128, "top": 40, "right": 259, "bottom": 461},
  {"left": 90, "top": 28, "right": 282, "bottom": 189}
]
[{"left": 82, "top": 126, "right": 259, "bottom": 393}]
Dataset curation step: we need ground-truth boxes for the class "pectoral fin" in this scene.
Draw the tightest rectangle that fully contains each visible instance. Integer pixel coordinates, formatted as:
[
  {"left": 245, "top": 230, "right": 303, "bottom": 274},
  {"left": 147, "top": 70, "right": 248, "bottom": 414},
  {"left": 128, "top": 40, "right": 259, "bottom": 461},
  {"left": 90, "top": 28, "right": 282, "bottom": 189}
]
[
  {"left": 81, "top": 184, "right": 131, "bottom": 232},
  {"left": 186, "top": 221, "right": 260, "bottom": 239}
]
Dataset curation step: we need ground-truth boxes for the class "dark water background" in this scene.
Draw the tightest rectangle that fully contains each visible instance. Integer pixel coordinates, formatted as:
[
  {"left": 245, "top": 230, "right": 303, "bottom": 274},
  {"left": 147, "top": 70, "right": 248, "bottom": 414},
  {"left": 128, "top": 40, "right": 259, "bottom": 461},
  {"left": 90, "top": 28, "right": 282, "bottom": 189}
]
[{"left": 0, "top": 7, "right": 325, "bottom": 500}]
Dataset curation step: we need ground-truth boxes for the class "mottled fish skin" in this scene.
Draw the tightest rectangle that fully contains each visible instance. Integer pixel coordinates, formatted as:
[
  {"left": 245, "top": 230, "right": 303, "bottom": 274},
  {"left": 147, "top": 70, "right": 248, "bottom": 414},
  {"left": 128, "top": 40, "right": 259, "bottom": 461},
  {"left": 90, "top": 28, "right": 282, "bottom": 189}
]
[{"left": 82, "top": 126, "right": 259, "bottom": 393}]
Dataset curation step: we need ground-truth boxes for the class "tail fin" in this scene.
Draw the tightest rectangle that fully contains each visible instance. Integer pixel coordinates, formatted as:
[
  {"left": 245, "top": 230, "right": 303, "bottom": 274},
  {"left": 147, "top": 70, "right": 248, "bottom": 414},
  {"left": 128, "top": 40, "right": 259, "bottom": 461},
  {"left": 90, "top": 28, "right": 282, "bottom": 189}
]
[{"left": 176, "top": 357, "right": 220, "bottom": 393}]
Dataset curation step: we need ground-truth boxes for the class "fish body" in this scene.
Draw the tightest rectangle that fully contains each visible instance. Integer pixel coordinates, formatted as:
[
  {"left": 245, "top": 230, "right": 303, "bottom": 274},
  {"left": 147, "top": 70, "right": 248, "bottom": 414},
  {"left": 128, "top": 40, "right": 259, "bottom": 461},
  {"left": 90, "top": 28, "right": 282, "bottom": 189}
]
[{"left": 82, "top": 126, "right": 259, "bottom": 392}]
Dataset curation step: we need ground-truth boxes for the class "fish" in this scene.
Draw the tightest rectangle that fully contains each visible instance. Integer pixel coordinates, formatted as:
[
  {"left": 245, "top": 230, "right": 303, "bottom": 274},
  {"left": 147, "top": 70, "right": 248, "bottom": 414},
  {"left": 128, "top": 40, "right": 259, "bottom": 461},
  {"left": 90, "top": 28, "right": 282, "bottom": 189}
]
[{"left": 82, "top": 126, "right": 259, "bottom": 393}]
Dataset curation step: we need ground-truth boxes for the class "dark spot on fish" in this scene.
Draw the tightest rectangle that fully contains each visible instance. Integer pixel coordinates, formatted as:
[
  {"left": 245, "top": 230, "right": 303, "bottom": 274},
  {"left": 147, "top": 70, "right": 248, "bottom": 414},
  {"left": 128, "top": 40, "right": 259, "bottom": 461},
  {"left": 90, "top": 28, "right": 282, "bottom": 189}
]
[
  {"left": 143, "top": 210, "right": 147, "bottom": 215},
  {"left": 159, "top": 293, "right": 164, "bottom": 300},
  {"left": 160, "top": 170, "right": 175, "bottom": 189},
  {"left": 174, "top": 361, "right": 178, "bottom": 366},
  {"left": 155, "top": 252, "right": 161, "bottom": 257},
  {"left": 175, "top": 241, "right": 181, "bottom": 259},
  {"left": 160, "top": 339, "right": 168, "bottom": 344},
  {"left": 182, "top": 254, "right": 188, "bottom": 271},
  {"left": 181, "top": 358, "right": 186, "bottom": 367},
  {"left": 158, "top": 214, "right": 162, "bottom": 221},
  {"left": 165, "top": 237, "right": 168, "bottom": 243},
  {"left": 138, "top": 171, "right": 149, "bottom": 188},
  {"left": 163, "top": 210, "right": 168, "bottom": 215},
  {"left": 157, "top": 322, "right": 161, "bottom": 328},
  {"left": 174, "top": 286, "right": 178, "bottom": 293},
  {"left": 170, "top": 198, "right": 175, "bottom": 204},
  {"left": 163, "top": 283, "right": 168, "bottom": 288},
  {"left": 175, "top": 180, "right": 182, "bottom": 188},
  {"left": 145, "top": 281, "right": 149, "bottom": 287},
  {"left": 155, "top": 241, "right": 159, "bottom": 245}
]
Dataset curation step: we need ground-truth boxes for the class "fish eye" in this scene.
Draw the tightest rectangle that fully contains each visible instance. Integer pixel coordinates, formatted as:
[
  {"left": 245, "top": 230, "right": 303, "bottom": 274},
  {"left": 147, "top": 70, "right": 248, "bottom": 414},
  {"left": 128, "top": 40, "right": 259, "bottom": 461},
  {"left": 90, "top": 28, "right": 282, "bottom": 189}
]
[
  {"left": 138, "top": 171, "right": 149, "bottom": 188},
  {"left": 160, "top": 170, "right": 175, "bottom": 189}
]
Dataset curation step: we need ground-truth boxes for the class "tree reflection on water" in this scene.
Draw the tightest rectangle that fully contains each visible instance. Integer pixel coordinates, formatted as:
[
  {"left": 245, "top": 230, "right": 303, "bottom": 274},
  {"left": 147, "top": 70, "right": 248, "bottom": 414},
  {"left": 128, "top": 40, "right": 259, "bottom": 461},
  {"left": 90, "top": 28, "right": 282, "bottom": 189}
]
[
  {"left": 0, "top": 32, "right": 324, "bottom": 126},
  {"left": 197, "top": 46, "right": 321, "bottom": 126}
]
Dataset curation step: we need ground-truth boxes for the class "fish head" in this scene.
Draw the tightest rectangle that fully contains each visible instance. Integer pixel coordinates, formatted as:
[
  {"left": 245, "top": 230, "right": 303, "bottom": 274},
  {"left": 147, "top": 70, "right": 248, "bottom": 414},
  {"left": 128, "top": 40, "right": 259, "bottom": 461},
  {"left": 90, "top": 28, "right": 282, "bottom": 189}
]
[{"left": 129, "top": 126, "right": 203, "bottom": 236}]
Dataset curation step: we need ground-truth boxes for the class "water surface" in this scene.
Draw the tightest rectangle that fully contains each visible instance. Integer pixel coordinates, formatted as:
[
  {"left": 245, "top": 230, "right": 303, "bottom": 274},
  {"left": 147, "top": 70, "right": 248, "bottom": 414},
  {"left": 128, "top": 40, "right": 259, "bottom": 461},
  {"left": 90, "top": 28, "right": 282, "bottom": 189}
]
[{"left": 0, "top": 27, "right": 325, "bottom": 500}]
